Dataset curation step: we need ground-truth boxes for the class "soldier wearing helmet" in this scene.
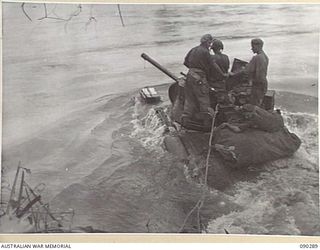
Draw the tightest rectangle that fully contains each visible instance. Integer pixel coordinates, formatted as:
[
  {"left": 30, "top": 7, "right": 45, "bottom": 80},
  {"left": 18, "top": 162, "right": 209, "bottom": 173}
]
[
  {"left": 209, "top": 39, "right": 230, "bottom": 90},
  {"left": 182, "top": 34, "right": 227, "bottom": 128}
]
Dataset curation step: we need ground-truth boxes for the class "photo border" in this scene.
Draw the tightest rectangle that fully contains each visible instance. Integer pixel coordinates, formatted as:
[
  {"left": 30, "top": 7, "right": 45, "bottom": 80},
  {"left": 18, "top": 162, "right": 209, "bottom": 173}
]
[{"left": 0, "top": 0, "right": 319, "bottom": 244}]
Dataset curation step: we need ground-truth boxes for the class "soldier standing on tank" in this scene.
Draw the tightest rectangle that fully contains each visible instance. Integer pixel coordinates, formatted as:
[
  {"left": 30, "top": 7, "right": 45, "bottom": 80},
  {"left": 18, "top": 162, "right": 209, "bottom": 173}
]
[
  {"left": 229, "top": 38, "right": 269, "bottom": 106},
  {"left": 209, "top": 39, "right": 230, "bottom": 90},
  {"left": 246, "top": 38, "right": 269, "bottom": 106},
  {"left": 182, "top": 34, "right": 227, "bottom": 127}
]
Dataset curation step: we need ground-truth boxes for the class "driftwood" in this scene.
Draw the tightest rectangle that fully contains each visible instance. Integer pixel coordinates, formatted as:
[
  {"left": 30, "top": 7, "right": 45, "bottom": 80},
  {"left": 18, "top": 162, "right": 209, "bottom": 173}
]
[{"left": 20, "top": 3, "right": 126, "bottom": 29}]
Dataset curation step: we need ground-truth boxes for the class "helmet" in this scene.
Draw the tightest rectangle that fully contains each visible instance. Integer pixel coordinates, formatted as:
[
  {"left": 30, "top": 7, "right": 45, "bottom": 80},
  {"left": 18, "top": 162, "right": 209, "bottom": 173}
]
[
  {"left": 200, "top": 34, "right": 213, "bottom": 44},
  {"left": 211, "top": 39, "right": 224, "bottom": 51},
  {"left": 251, "top": 38, "right": 264, "bottom": 46}
]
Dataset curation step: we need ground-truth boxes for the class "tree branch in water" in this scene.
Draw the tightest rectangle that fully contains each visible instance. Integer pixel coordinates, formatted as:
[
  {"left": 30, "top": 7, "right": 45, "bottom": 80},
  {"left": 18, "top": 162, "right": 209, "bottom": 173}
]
[
  {"left": 21, "top": 3, "right": 32, "bottom": 22},
  {"left": 117, "top": 4, "right": 125, "bottom": 27}
]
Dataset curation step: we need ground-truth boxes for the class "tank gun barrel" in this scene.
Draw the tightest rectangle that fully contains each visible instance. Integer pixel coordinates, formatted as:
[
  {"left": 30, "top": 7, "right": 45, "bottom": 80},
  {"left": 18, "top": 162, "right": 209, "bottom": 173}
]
[{"left": 141, "top": 53, "right": 179, "bottom": 83}]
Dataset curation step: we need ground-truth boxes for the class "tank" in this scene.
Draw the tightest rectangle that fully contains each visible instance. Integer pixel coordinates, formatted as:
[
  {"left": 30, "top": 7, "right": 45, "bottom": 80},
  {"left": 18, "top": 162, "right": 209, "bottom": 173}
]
[{"left": 141, "top": 53, "right": 301, "bottom": 190}]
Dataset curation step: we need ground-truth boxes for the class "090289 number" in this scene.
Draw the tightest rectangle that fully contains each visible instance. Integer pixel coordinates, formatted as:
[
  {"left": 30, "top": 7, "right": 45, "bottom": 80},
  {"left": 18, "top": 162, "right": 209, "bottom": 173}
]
[{"left": 300, "top": 244, "right": 319, "bottom": 248}]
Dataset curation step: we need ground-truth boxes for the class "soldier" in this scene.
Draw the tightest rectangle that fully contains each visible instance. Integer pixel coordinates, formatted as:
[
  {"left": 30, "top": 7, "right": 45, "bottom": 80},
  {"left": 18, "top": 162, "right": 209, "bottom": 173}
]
[
  {"left": 247, "top": 38, "right": 269, "bottom": 106},
  {"left": 182, "top": 34, "right": 227, "bottom": 127},
  {"left": 209, "top": 39, "right": 230, "bottom": 90},
  {"left": 229, "top": 38, "right": 269, "bottom": 106}
]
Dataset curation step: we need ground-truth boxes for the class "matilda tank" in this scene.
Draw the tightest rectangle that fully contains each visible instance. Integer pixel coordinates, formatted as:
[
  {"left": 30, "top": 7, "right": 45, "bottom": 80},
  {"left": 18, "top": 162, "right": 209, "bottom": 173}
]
[{"left": 140, "top": 53, "right": 301, "bottom": 190}]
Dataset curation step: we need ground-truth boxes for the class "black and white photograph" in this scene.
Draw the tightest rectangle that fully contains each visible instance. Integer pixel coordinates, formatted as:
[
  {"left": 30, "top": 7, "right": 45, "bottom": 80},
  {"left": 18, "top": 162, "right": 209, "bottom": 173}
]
[{"left": 0, "top": 2, "right": 319, "bottom": 235}]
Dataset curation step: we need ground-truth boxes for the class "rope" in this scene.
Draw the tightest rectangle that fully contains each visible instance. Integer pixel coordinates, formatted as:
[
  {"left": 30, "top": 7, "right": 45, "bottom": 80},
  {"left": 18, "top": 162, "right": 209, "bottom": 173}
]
[
  {"left": 178, "top": 105, "right": 218, "bottom": 233},
  {"left": 205, "top": 106, "right": 218, "bottom": 186}
]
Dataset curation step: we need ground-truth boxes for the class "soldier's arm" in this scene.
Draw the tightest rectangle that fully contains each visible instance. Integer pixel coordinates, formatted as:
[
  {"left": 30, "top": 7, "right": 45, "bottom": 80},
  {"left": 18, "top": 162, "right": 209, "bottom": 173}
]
[
  {"left": 254, "top": 55, "right": 266, "bottom": 82},
  {"left": 242, "top": 56, "right": 256, "bottom": 84},
  {"left": 226, "top": 55, "right": 230, "bottom": 72},
  {"left": 184, "top": 50, "right": 191, "bottom": 68},
  {"left": 246, "top": 56, "right": 256, "bottom": 74}
]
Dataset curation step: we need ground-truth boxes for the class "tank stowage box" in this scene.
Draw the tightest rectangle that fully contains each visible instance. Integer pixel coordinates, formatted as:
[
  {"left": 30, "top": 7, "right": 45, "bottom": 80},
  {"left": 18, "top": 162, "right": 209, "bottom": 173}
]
[
  {"left": 140, "top": 87, "right": 161, "bottom": 103},
  {"left": 262, "top": 90, "right": 275, "bottom": 111},
  {"left": 231, "top": 58, "right": 248, "bottom": 73}
]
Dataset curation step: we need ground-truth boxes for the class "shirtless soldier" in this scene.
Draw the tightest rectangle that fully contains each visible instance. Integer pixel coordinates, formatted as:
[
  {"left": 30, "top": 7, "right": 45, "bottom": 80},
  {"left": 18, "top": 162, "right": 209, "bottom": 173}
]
[
  {"left": 230, "top": 38, "right": 269, "bottom": 106},
  {"left": 247, "top": 38, "right": 269, "bottom": 106}
]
